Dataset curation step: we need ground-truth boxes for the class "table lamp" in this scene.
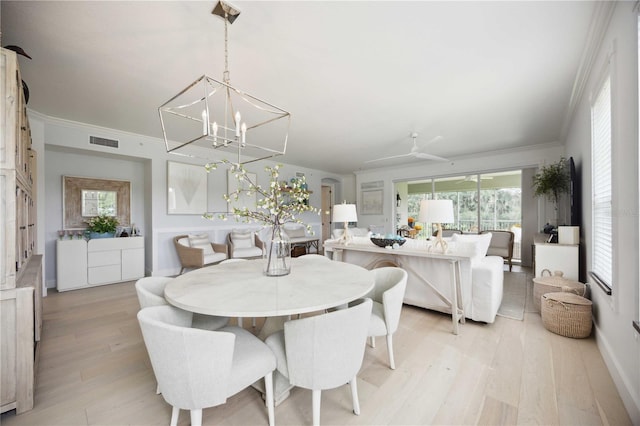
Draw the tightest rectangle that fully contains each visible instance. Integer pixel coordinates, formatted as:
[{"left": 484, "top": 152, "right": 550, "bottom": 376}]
[
  {"left": 333, "top": 202, "right": 358, "bottom": 245},
  {"left": 419, "top": 199, "right": 454, "bottom": 253}
]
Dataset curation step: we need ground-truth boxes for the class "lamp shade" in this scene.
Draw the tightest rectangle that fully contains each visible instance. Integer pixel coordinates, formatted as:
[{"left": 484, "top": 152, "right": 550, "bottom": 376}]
[
  {"left": 333, "top": 204, "right": 358, "bottom": 223},
  {"left": 418, "top": 199, "right": 454, "bottom": 223}
]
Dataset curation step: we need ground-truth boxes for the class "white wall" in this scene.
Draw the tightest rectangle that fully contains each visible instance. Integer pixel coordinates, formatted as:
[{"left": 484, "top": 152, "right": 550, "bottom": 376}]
[
  {"left": 30, "top": 112, "right": 344, "bottom": 283},
  {"left": 564, "top": 2, "right": 639, "bottom": 422}
]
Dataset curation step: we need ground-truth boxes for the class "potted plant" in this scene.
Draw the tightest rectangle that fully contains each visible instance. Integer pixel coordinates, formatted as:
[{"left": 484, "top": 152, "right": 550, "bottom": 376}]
[
  {"left": 533, "top": 157, "right": 570, "bottom": 226},
  {"left": 86, "top": 214, "right": 119, "bottom": 239}
]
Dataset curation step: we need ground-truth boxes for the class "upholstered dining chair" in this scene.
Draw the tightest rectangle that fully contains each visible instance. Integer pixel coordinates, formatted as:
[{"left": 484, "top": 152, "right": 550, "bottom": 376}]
[
  {"left": 363, "top": 267, "right": 408, "bottom": 370},
  {"left": 297, "top": 254, "right": 331, "bottom": 262},
  {"left": 135, "top": 277, "right": 230, "bottom": 394},
  {"left": 265, "top": 298, "right": 372, "bottom": 426},
  {"left": 227, "top": 229, "right": 264, "bottom": 259},
  {"left": 134, "top": 277, "right": 229, "bottom": 331},
  {"left": 480, "top": 230, "right": 515, "bottom": 271},
  {"left": 137, "top": 305, "right": 276, "bottom": 426},
  {"left": 173, "top": 234, "right": 228, "bottom": 274}
]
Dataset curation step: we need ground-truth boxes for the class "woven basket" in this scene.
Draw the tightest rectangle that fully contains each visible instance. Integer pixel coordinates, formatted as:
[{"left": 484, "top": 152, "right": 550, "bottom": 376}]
[
  {"left": 541, "top": 292, "right": 592, "bottom": 338},
  {"left": 533, "top": 269, "right": 586, "bottom": 312}
]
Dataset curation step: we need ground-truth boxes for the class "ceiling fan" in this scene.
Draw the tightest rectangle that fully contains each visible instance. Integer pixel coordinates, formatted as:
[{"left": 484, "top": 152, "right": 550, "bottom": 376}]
[{"left": 365, "top": 132, "right": 448, "bottom": 164}]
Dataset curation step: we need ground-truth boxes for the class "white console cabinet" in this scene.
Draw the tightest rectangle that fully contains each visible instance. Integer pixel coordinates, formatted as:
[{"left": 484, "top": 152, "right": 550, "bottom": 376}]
[
  {"left": 533, "top": 239, "right": 579, "bottom": 281},
  {"left": 57, "top": 237, "right": 144, "bottom": 291}
]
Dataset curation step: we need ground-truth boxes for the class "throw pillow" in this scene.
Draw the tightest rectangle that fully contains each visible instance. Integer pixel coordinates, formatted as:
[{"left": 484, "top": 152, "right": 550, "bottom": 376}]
[
  {"left": 451, "top": 232, "right": 492, "bottom": 261},
  {"left": 188, "top": 234, "right": 215, "bottom": 256},
  {"left": 231, "top": 230, "right": 254, "bottom": 249}
]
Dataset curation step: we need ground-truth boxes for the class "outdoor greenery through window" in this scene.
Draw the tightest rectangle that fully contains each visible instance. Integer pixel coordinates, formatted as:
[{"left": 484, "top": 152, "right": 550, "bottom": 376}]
[{"left": 400, "top": 170, "right": 522, "bottom": 259}]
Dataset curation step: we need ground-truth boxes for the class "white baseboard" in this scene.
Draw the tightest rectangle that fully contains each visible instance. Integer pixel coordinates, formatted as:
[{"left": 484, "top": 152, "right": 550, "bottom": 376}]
[{"left": 594, "top": 323, "right": 640, "bottom": 424}]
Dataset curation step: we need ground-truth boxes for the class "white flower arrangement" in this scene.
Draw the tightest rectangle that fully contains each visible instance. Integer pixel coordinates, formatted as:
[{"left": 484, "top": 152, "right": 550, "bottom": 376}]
[{"left": 203, "top": 160, "right": 320, "bottom": 232}]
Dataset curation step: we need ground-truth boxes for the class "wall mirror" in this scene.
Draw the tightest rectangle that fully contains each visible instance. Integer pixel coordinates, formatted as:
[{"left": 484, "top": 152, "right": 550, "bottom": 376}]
[
  {"left": 63, "top": 176, "right": 131, "bottom": 229},
  {"left": 81, "top": 190, "right": 117, "bottom": 217}
]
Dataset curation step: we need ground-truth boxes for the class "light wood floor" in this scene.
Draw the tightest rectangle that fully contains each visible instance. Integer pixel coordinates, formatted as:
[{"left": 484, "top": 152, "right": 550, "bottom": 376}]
[{"left": 1, "top": 269, "right": 632, "bottom": 426}]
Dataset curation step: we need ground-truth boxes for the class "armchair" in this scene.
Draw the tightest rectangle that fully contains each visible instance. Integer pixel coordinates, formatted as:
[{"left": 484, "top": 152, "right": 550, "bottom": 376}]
[
  {"left": 227, "top": 229, "right": 264, "bottom": 259},
  {"left": 432, "top": 229, "right": 463, "bottom": 237},
  {"left": 173, "top": 234, "right": 228, "bottom": 275},
  {"left": 480, "top": 230, "right": 514, "bottom": 271}
]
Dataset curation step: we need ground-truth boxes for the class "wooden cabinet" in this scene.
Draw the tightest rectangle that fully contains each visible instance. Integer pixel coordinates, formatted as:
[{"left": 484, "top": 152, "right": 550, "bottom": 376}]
[
  {"left": 1, "top": 48, "right": 40, "bottom": 414},
  {"left": 1, "top": 48, "right": 36, "bottom": 290},
  {"left": 57, "top": 238, "right": 144, "bottom": 291}
]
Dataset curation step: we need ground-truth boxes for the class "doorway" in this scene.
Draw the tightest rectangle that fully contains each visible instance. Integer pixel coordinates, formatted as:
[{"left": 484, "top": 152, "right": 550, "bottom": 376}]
[{"left": 321, "top": 185, "right": 333, "bottom": 247}]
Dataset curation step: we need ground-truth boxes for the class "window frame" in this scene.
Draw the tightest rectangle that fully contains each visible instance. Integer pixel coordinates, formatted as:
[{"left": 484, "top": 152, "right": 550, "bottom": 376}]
[{"left": 589, "top": 46, "right": 615, "bottom": 297}]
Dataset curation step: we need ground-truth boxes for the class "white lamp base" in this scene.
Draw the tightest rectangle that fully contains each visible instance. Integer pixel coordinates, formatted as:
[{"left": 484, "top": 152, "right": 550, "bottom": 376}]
[
  {"left": 338, "top": 222, "right": 352, "bottom": 245},
  {"left": 434, "top": 223, "right": 448, "bottom": 254}
]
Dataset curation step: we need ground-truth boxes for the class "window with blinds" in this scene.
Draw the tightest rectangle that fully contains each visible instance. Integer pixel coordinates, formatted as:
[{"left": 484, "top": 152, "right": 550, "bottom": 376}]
[{"left": 590, "top": 74, "right": 612, "bottom": 294}]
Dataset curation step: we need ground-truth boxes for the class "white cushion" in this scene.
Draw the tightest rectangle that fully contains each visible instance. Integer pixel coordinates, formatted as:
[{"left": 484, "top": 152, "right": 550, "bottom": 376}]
[
  {"left": 188, "top": 234, "right": 214, "bottom": 256},
  {"left": 231, "top": 230, "right": 254, "bottom": 249},
  {"left": 284, "top": 226, "right": 306, "bottom": 239},
  {"left": 177, "top": 237, "right": 190, "bottom": 247},
  {"left": 203, "top": 252, "right": 227, "bottom": 265},
  {"left": 233, "top": 246, "right": 263, "bottom": 258},
  {"left": 450, "top": 232, "right": 492, "bottom": 262}
]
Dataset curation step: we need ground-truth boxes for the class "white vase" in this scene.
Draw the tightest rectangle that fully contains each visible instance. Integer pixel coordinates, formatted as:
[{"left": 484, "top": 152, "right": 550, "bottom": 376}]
[{"left": 263, "top": 225, "right": 291, "bottom": 277}]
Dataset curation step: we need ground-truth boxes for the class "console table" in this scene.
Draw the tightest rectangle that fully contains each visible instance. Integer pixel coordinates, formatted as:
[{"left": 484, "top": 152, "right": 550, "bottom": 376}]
[
  {"left": 324, "top": 241, "right": 467, "bottom": 334},
  {"left": 57, "top": 237, "right": 144, "bottom": 291}
]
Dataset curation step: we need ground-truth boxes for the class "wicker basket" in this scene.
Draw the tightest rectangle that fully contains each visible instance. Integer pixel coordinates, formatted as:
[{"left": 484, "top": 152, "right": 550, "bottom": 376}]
[
  {"left": 541, "top": 292, "right": 592, "bottom": 338},
  {"left": 533, "top": 269, "right": 586, "bottom": 312}
]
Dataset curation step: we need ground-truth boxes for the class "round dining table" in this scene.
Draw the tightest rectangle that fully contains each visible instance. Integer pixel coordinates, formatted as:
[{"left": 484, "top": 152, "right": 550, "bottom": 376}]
[{"left": 164, "top": 255, "right": 374, "bottom": 337}]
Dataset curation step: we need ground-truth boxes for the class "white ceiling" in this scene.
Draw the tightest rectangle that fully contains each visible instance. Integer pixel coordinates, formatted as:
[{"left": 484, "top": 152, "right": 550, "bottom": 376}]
[{"left": 2, "top": 1, "right": 596, "bottom": 174}]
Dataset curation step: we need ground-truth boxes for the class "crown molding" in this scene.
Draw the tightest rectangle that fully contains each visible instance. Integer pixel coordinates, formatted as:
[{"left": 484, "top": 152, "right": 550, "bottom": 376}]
[{"left": 560, "top": 1, "right": 617, "bottom": 140}]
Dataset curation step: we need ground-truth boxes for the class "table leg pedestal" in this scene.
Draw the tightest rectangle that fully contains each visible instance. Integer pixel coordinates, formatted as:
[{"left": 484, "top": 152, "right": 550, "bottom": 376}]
[{"left": 253, "top": 371, "right": 293, "bottom": 406}]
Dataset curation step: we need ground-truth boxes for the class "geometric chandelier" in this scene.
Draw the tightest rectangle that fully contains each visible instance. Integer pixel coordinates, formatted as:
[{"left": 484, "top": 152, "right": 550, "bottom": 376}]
[{"left": 158, "top": 1, "right": 291, "bottom": 165}]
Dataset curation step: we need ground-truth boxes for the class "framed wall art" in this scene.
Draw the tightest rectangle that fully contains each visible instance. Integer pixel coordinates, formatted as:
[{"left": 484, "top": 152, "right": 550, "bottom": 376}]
[
  {"left": 361, "top": 188, "right": 383, "bottom": 215},
  {"left": 167, "top": 161, "right": 208, "bottom": 215}
]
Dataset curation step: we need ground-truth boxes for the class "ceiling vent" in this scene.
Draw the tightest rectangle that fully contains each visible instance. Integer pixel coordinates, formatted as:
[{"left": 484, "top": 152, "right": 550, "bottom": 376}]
[{"left": 89, "top": 136, "right": 119, "bottom": 149}]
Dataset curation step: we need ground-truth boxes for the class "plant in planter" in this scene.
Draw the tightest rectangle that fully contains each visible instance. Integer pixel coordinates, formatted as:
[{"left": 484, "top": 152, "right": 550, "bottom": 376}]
[
  {"left": 86, "top": 214, "right": 119, "bottom": 238},
  {"left": 533, "top": 157, "right": 570, "bottom": 226}
]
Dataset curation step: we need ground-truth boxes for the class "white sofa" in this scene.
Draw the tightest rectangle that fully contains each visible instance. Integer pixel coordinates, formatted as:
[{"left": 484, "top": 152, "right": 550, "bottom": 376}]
[
  {"left": 324, "top": 233, "right": 504, "bottom": 323},
  {"left": 331, "top": 227, "right": 371, "bottom": 239}
]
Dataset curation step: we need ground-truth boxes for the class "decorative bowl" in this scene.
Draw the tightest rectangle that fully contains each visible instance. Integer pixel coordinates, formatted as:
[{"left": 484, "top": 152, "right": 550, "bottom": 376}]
[{"left": 370, "top": 237, "right": 406, "bottom": 248}]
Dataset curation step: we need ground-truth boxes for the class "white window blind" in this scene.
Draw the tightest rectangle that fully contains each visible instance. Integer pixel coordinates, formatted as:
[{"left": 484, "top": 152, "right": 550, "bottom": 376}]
[{"left": 591, "top": 75, "right": 612, "bottom": 290}]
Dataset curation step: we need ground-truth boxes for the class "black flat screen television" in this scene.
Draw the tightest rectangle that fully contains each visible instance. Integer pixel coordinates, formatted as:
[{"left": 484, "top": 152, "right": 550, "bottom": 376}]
[{"left": 557, "top": 156, "right": 580, "bottom": 227}]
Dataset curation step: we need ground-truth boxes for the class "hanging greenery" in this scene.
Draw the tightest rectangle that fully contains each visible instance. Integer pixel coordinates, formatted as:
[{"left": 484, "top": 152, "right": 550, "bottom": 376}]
[{"left": 532, "top": 157, "right": 570, "bottom": 208}]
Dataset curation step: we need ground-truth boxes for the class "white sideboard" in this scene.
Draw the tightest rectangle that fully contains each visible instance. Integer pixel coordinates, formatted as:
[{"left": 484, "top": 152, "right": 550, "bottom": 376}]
[
  {"left": 57, "top": 237, "right": 144, "bottom": 291},
  {"left": 533, "top": 241, "right": 579, "bottom": 281}
]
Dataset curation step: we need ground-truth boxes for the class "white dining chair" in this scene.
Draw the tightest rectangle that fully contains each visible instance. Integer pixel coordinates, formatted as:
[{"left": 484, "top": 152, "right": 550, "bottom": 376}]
[
  {"left": 135, "top": 277, "right": 229, "bottom": 331},
  {"left": 137, "top": 305, "right": 276, "bottom": 426},
  {"left": 265, "top": 298, "right": 372, "bottom": 426},
  {"left": 364, "top": 267, "right": 408, "bottom": 370},
  {"left": 135, "top": 277, "right": 230, "bottom": 394},
  {"left": 298, "top": 254, "right": 331, "bottom": 262}
]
